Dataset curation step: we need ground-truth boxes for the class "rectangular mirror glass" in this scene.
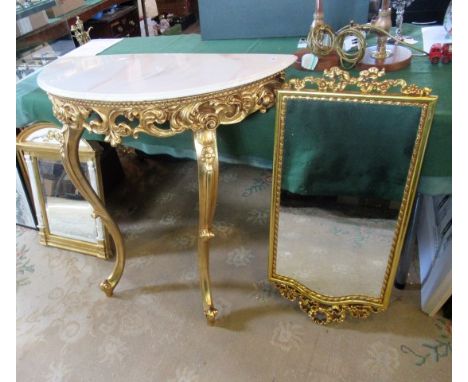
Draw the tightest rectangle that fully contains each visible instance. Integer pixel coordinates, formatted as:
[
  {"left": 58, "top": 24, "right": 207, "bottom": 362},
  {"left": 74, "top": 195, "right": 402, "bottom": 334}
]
[
  {"left": 269, "top": 71, "right": 437, "bottom": 324},
  {"left": 37, "top": 158, "right": 97, "bottom": 243}
]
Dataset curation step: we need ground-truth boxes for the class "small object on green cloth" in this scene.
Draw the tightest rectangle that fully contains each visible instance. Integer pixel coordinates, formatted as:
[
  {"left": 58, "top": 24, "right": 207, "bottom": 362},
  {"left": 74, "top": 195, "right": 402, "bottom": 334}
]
[{"left": 301, "top": 53, "right": 318, "bottom": 70}]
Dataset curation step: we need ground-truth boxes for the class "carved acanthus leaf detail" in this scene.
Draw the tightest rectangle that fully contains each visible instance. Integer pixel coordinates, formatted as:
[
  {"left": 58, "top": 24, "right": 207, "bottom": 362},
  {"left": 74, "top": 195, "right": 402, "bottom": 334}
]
[
  {"left": 48, "top": 73, "right": 283, "bottom": 147},
  {"left": 274, "top": 283, "right": 382, "bottom": 325},
  {"left": 51, "top": 98, "right": 90, "bottom": 130},
  {"left": 46, "top": 129, "right": 64, "bottom": 145}
]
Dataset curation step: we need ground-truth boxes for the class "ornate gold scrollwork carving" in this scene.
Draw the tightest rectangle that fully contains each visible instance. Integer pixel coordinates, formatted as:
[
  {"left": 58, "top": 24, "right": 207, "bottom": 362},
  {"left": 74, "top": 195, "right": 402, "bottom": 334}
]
[
  {"left": 270, "top": 68, "right": 437, "bottom": 325},
  {"left": 275, "top": 284, "right": 382, "bottom": 325},
  {"left": 48, "top": 71, "right": 286, "bottom": 322},
  {"left": 46, "top": 129, "right": 64, "bottom": 145},
  {"left": 49, "top": 73, "right": 283, "bottom": 147},
  {"left": 196, "top": 130, "right": 217, "bottom": 173},
  {"left": 284, "top": 66, "right": 432, "bottom": 96}
]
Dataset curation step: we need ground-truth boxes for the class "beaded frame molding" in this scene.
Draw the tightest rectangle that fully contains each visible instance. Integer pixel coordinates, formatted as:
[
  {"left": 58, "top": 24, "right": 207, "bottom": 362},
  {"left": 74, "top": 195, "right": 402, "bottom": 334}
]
[{"left": 268, "top": 67, "right": 437, "bottom": 325}]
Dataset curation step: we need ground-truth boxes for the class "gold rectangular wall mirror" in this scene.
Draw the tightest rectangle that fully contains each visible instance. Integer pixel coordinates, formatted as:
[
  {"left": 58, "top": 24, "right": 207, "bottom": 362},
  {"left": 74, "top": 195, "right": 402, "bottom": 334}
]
[{"left": 268, "top": 68, "right": 437, "bottom": 324}]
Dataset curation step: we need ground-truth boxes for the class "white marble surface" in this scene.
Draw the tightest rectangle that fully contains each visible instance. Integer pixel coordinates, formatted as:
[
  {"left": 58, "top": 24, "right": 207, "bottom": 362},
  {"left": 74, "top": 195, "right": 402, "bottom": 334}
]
[{"left": 37, "top": 53, "right": 296, "bottom": 102}]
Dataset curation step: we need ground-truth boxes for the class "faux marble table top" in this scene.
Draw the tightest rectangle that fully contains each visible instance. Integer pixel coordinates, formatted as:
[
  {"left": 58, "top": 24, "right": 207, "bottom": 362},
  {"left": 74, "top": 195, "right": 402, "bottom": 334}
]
[{"left": 38, "top": 53, "right": 296, "bottom": 102}]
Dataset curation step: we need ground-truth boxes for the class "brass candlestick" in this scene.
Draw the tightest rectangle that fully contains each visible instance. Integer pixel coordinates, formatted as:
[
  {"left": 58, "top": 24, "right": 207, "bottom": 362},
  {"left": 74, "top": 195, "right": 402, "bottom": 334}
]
[
  {"left": 359, "top": 0, "right": 413, "bottom": 71},
  {"left": 312, "top": 0, "right": 324, "bottom": 28},
  {"left": 372, "top": 4, "right": 393, "bottom": 59},
  {"left": 302, "top": 0, "right": 339, "bottom": 71},
  {"left": 305, "top": 0, "right": 422, "bottom": 71},
  {"left": 307, "top": 0, "right": 332, "bottom": 55}
]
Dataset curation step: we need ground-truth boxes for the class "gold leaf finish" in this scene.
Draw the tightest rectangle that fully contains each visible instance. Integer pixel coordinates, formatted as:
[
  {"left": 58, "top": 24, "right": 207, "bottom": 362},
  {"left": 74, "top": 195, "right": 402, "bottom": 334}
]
[
  {"left": 49, "top": 73, "right": 283, "bottom": 147},
  {"left": 46, "top": 129, "right": 64, "bottom": 145},
  {"left": 269, "top": 68, "right": 437, "bottom": 325},
  {"left": 275, "top": 283, "right": 382, "bottom": 325},
  {"left": 285, "top": 67, "right": 432, "bottom": 96},
  {"left": 48, "top": 72, "right": 285, "bottom": 324}
]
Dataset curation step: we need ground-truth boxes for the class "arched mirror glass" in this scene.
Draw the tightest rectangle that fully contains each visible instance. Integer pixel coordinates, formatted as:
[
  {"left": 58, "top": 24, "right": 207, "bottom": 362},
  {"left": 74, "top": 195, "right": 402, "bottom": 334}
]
[{"left": 17, "top": 123, "right": 111, "bottom": 259}]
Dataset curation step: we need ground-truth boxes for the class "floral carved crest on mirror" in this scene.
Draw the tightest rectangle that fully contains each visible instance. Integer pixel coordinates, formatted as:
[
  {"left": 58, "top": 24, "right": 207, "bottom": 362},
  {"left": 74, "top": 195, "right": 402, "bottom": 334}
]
[{"left": 269, "top": 67, "right": 437, "bottom": 325}]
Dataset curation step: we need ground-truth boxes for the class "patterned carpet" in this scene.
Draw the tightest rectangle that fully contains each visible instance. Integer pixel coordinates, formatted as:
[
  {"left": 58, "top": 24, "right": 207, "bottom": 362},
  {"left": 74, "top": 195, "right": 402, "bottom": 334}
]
[{"left": 17, "top": 154, "right": 451, "bottom": 382}]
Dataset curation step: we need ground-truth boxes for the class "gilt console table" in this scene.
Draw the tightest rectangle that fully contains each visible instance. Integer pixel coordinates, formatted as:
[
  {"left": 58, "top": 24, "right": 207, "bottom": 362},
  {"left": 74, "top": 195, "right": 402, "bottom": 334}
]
[{"left": 37, "top": 53, "right": 296, "bottom": 323}]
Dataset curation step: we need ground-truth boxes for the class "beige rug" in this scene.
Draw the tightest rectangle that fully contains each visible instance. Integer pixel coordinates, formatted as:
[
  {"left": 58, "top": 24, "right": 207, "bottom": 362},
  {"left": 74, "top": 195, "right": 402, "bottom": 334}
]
[{"left": 17, "top": 154, "right": 451, "bottom": 382}]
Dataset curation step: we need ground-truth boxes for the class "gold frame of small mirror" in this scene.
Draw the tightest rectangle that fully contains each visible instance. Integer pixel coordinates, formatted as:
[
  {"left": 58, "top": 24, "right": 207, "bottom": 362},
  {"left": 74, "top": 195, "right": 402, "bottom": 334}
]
[
  {"left": 268, "top": 67, "right": 437, "bottom": 325},
  {"left": 17, "top": 122, "right": 112, "bottom": 259}
]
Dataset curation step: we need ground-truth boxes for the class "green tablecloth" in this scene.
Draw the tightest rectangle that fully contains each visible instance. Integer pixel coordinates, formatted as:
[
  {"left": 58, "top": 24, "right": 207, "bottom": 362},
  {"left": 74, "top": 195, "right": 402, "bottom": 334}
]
[{"left": 16, "top": 25, "right": 451, "bottom": 195}]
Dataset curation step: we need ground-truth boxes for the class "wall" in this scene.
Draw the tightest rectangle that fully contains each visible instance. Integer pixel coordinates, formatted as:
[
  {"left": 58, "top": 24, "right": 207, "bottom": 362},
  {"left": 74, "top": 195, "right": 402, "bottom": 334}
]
[{"left": 199, "top": 0, "right": 370, "bottom": 40}]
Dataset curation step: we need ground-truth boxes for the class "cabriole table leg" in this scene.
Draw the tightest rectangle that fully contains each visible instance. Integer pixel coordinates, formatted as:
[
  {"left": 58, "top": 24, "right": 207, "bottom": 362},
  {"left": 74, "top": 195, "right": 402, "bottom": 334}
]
[
  {"left": 61, "top": 124, "right": 126, "bottom": 297},
  {"left": 193, "top": 130, "right": 219, "bottom": 324}
]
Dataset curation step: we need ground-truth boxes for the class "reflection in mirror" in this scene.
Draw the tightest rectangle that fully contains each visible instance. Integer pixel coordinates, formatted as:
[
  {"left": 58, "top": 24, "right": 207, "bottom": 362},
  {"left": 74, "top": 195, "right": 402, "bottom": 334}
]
[
  {"left": 269, "top": 69, "right": 437, "bottom": 324},
  {"left": 17, "top": 123, "right": 111, "bottom": 259},
  {"left": 277, "top": 194, "right": 398, "bottom": 298},
  {"left": 37, "top": 158, "right": 97, "bottom": 243},
  {"left": 276, "top": 98, "right": 422, "bottom": 299}
]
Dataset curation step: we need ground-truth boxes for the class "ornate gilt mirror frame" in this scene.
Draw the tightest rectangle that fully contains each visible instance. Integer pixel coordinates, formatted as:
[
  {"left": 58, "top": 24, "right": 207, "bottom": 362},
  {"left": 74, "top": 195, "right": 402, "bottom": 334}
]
[
  {"left": 268, "top": 67, "right": 437, "bottom": 324},
  {"left": 17, "top": 122, "right": 112, "bottom": 259}
]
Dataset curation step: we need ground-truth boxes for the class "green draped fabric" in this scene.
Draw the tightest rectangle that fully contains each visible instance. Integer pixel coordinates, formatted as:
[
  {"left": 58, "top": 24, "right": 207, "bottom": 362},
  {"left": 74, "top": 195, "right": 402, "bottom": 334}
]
[
  {"left": 16, "top": 24, "right": 451, "bottom": 195},
  {"left": 282, "top": 99, "right": 423, "bottom": 201}
]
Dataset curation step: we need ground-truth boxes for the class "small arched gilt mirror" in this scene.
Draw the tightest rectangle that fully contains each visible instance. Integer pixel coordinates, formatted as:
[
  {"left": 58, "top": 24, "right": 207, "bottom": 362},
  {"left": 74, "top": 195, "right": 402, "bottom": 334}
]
[{"left": 268, "top": 68, "right": 437, "bottom": 324}]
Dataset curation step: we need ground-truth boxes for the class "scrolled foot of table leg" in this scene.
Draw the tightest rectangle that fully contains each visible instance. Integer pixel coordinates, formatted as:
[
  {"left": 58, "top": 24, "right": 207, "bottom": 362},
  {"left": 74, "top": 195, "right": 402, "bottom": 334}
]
[
  {"left": 59, "top": 118, "right": 126, "bottom": 297},
  {"left": 194, "top": 130, "right": 219, "bottom": 324},
  {"left": 100, "top": 279, "right": 115, "bottom": 297},
  {"left": 204, "top": 306, "right": 218, "bottom": 325}
]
